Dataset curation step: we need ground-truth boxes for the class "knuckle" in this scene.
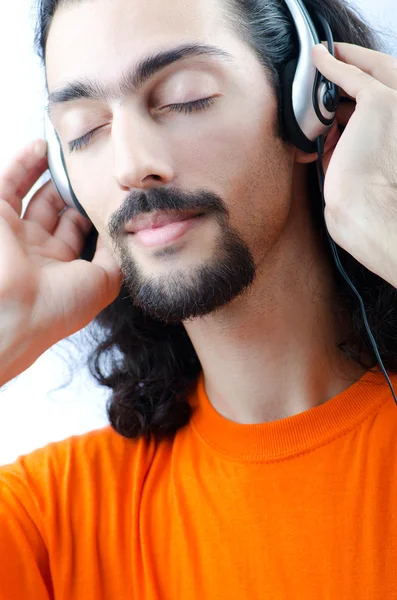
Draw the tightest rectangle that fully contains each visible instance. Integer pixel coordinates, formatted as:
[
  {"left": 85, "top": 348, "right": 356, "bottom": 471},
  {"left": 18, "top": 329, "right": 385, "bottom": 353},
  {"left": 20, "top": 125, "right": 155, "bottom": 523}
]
[{"left": 358, "top": 78, "right": 383, "bottom": 104}]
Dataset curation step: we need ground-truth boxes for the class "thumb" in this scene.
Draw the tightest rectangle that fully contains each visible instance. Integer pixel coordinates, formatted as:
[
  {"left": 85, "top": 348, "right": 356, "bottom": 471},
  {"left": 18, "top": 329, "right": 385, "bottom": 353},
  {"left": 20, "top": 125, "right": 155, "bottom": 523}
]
[{"left": 91, "top": 234, "right": 123, "bottom": 300}]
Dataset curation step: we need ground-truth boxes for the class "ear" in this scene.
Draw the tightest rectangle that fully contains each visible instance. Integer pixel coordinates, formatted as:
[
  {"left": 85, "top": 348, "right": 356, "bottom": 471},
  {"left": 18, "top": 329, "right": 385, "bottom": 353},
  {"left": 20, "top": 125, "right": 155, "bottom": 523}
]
[{"left": 294, "top": 121, "right": 341, "bottom": 164}]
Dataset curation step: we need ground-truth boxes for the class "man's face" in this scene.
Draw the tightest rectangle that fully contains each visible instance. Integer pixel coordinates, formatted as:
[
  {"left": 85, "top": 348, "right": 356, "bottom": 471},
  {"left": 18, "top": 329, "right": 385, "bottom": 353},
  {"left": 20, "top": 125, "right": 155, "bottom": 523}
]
[{"left": 46, "top": 0, "right": 296, "bottom": 322}]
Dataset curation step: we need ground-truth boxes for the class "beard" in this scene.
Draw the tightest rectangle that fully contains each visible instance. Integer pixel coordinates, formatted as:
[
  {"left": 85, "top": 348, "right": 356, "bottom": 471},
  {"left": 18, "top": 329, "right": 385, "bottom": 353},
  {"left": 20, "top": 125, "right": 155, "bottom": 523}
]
[{"left": 107, "top": 187, "right": 256, "bottom": 324}]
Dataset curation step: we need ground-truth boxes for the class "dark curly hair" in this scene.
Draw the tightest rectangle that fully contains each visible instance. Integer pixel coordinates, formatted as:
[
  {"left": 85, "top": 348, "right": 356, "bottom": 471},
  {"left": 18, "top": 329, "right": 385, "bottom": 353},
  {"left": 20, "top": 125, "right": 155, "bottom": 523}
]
[{"left": 34, "top": 0, "right": 397, "bottom": 441}]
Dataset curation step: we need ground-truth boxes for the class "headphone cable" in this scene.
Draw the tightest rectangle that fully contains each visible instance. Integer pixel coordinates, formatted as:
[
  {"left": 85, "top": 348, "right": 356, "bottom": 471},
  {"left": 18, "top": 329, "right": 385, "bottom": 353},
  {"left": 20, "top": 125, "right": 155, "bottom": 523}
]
[{"left": 315, "top": 135, "right": 397, "bottom": 404}]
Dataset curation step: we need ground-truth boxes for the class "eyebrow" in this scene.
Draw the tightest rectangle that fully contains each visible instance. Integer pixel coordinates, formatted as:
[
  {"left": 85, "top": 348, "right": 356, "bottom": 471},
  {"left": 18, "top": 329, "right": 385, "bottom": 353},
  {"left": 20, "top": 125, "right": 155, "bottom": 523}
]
[{"left": 46, "top": 43, "right": 234, "bottom": 119}]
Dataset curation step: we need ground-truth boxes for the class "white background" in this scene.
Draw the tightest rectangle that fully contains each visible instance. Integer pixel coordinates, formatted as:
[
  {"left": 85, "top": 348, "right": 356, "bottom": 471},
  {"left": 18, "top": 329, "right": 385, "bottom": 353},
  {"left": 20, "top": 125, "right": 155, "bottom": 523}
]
[{"left": 0, "top": 0, "right": 396, "bottom": 465}]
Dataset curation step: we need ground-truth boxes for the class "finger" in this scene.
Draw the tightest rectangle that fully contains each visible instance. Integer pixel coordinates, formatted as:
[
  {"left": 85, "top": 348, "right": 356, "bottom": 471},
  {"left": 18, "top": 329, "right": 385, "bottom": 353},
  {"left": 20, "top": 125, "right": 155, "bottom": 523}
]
[
  {"left": 0, "top": 139, "right": 49, "bottom": 216},
  {"left": 0, "top": 201, "right": 57, "bottom": 266},
  {"left": 312, "top": 44, "right": 385, "bottom": 100},
  {"left": 23, "top": 179, "right": 66, "bottom": 228},
  {"left": 0, "top": 200, "right": 63, "bottom": 259},
  {"left": 90, "top": 234, "right": 123, "bottom": 298},
  {"left": 52, "top": 207, "right": 93, "bottom": 256},
  {"left": 333, "top": 42, "right": 397, "bottom": 91},
  {"left": 45, "top": 257, "right": 122, "bottom": 329},
  {"left": 0, "top": 217, "right": 27, "bottom": 287},
  {"left": 0, "top": 199, "right": 23, "bottom": 235},
  {"left": 91, "top": 245, "right": 123, "bottom": 300},
  {"left": 23, "top": 178, "right": 84, "bottom": 235}
]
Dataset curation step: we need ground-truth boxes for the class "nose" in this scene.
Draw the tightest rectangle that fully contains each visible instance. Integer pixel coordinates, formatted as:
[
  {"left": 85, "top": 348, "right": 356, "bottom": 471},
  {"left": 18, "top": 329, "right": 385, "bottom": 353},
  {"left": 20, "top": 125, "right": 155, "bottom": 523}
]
[{"left": 112, "top": 108, "right": 175, "bottom": 191}]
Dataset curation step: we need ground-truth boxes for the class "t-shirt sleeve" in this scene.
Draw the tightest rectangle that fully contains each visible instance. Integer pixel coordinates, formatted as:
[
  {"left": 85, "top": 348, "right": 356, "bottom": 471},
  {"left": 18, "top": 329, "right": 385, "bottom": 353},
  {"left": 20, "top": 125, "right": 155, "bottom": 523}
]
[{"left": 0, "top": 465, "right": 53, "bottom": 599}]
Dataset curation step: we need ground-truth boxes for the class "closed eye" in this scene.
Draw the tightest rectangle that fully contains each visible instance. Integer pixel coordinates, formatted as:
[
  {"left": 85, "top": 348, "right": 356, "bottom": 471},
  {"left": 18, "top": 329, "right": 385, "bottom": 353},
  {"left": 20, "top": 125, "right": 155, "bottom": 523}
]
[
  {"left": 68, "top": 96, "right": 218, "bottom": 153},
  {"left": 160, "top": 96, "right": 217, "bottom": 115},
  {"left": 68, "top": 125, "right": 104, "bottom": 154}
]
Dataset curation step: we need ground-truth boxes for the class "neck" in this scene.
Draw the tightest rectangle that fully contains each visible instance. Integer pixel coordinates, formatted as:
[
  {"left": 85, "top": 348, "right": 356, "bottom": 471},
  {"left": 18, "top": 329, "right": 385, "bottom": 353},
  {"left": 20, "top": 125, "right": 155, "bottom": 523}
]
[{"left": 184, "top": 166, "right": 367, "bottom": 424}]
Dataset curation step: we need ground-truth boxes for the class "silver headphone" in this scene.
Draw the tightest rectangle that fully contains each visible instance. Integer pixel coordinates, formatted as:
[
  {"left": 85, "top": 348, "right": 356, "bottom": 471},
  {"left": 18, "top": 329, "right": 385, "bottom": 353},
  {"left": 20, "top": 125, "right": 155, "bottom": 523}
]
[{"left": 43, "top": 0, "right": 339, "bottom": 219}]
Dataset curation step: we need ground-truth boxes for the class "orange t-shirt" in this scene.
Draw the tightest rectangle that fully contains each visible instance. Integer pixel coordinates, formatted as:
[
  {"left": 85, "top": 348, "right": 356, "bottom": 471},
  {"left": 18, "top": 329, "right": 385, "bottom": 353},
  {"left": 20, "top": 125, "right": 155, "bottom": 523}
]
[{"left": 1, "top": 369, "right": 397, "bottom": 599}]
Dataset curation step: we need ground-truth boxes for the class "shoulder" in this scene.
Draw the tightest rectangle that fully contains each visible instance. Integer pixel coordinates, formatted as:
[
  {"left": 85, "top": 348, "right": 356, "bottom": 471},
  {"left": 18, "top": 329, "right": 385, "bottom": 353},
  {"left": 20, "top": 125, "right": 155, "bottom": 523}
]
[{"left": 0, "top": 425, "right": 160, "bottom": 513}]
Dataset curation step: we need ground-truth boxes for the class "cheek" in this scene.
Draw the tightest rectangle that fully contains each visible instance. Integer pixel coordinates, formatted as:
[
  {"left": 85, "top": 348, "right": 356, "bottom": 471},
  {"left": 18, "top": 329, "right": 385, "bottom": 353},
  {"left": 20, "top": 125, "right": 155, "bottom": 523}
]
[
  {"left": 172, "top": 102, "right": 277, "bottom": 184},
  {"left": 174, "top": 91, "right": 281, "bottom": 197},
  {"left": 226, "top": 153, "right": 293, "bottom": 265},
  {"left": 239, "top": 143, "right": 293, "bottom": 250},
  {"left": 172, "top": 103, "right": 293, "bottom": 249},
  {"left": 65, "top": 159, "right": 112, "bottom": 234}
]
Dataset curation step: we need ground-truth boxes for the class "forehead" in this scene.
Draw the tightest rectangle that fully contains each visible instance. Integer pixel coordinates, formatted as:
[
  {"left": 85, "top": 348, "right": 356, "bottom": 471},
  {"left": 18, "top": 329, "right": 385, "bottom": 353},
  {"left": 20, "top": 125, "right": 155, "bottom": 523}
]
[{"left": 45, "top": 0, "right": 234, "bottom": 90}]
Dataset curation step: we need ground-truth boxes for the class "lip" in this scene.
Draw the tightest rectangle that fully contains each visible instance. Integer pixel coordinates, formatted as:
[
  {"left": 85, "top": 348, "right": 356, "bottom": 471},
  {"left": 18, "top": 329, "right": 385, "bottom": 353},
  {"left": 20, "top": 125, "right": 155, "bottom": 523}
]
[
  {"left": 127, "top": 212, "right": 205, "bottom": 248},
  {"left": 125, "top": 210, "right": 203, "bottom": 234}
]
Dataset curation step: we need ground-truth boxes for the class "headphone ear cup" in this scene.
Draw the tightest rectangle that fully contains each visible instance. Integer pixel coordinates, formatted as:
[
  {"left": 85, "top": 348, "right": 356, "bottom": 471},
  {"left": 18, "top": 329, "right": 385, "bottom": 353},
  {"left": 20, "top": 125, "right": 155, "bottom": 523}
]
[
  {"left": 58, "top": 147, "right": 91, "bottom": 220},
  {"left": 58, "top": 147, "right": 98, "bottom": 263},
  {"left": 281, "top": 58, "right": 317, "bottom": 154}
]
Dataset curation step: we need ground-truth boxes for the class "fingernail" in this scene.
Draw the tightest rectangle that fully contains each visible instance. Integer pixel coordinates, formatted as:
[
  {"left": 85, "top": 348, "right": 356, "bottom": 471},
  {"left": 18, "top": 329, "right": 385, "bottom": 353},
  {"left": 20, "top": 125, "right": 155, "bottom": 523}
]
[{"left": 33, "top": 139, "right": 47, "bottom": 159}]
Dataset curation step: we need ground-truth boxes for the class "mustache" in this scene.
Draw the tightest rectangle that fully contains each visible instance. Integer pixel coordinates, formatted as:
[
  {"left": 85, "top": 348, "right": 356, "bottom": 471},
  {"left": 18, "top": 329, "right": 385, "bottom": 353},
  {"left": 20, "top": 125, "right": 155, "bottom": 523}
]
[{"left": 107, "top": 187, "right": 228, "bottom": 238}]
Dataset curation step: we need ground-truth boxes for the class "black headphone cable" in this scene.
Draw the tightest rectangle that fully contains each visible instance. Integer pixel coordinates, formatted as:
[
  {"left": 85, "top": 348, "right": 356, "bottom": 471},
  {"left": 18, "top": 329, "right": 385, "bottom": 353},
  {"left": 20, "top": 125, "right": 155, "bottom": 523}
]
[{"left": 315, "top": 135, "right": 397, "bottom": 404}]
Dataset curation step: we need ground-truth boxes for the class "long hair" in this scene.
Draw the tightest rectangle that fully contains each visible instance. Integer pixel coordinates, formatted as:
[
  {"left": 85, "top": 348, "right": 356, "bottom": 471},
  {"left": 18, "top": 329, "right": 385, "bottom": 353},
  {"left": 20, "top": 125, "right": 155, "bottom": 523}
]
[{"left": 34, "top": 0, "right": 397, "bottom": 441}]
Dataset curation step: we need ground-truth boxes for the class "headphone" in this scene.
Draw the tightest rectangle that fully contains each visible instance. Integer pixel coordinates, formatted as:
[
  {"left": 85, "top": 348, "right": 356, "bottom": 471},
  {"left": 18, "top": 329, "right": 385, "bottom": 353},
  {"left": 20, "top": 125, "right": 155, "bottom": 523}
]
[{"left": 43, "top": 0, "right": 397, "bottom": 404}]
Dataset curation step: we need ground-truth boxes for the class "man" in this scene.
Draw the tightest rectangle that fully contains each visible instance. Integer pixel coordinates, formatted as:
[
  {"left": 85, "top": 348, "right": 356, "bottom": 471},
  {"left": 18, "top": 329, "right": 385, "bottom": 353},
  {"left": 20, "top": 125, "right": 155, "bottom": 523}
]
[{"left": 0, "top": 0, "right": 397, "bottom": 596}]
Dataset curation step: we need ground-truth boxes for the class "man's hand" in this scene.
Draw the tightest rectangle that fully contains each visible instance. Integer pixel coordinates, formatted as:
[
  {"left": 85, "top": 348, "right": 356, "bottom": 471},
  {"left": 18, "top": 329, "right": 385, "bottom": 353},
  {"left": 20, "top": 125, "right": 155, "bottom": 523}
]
[
  {"left": 0, "top": 139, "right": 122, "bottom": 385},
  {"left": 312, "top": 42, "right": 397, "bottom": 288}
]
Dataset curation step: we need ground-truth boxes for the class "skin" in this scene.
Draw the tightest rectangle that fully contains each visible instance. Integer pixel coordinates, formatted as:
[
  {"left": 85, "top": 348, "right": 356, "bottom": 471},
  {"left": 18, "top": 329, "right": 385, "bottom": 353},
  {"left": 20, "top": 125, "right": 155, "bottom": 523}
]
[{"left": 45, "top": 0, "right": 366, "bottom": 425}]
